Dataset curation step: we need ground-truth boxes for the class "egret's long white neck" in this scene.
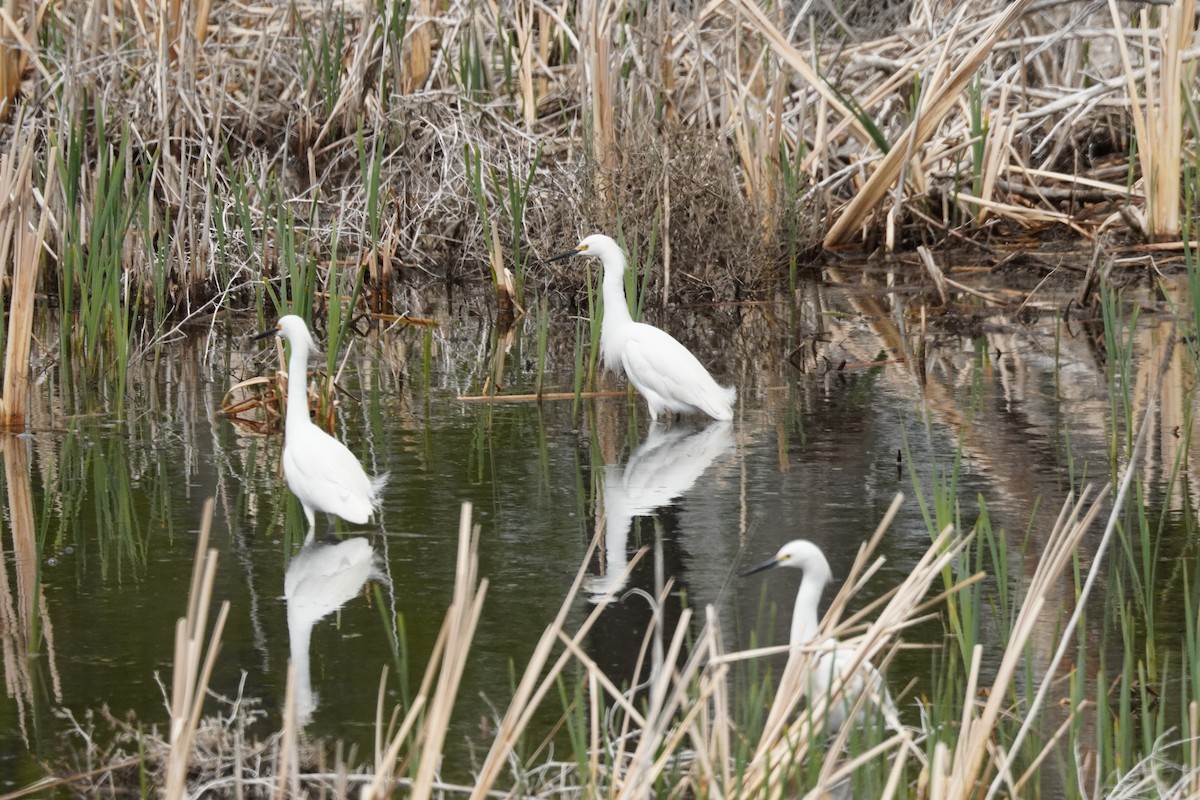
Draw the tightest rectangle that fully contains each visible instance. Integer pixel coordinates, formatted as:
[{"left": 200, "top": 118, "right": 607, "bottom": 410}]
[
  {"left": 790, "top": 568, "right": 827, "bottom": 648},
  {"left": 600, "top": 261, "right": 633, "bottom": 331},
  {"left": 286, "top": 339, "right": 313, "bottom": 431}
]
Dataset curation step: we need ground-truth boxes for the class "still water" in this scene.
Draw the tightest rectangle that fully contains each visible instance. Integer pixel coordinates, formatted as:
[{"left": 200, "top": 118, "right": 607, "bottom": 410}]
[{"left": 0, "top": 273, "right": 1187, "bottom": 789}]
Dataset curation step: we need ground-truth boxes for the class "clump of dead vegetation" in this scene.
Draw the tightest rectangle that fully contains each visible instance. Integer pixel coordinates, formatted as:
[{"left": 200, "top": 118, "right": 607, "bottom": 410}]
[{"left": 0, "top": 0, "right": 1194, "bottom": 322}]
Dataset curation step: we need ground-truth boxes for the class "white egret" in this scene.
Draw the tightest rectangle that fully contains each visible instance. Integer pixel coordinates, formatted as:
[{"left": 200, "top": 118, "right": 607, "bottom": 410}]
[
  {"left": 547, "top": 234, "right": 735, "bottom": 422},
  {"left": 742, "top": 539, "right": 897, "bottom": 730},
  {"left": 255, "top": 315, "right": 387, "bottom": 538}
]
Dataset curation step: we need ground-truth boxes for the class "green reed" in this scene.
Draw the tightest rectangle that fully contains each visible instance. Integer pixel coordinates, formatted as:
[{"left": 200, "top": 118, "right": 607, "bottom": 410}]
[
  {"left": 357, "top": 115, "right": 386, "bottom": 249},
  {"left": 535, "top": 296, "right": 550, "bottom": 395},
  {"left": 295, "top": 0, "right": 346, "bottom": 117},
  {"left": 374, "top": 587, "right": 411, "bottom": 708},
  {"left": 54, "top": 107, "right": 156, "bottom": 408},
  {"left": 777, "top": 136, "right": 808, "bottom": 293},
  {"left": 1100, "top": 284, "right": 1138, "bottom": 466},
  {"left": 582, "top": 262, "right": 602, "bottom": 390},
  {"left": 498, "top": 151, "right": 542, "bottom": 307},
  {"left": 572, "top": 318, "right": 587, "bottom": 414},
  {"left": 968, "top": 71, "right": 987, "bottom": 222},
  {"left": 376, "top": 0, "right": 413, "bottom": 101}
]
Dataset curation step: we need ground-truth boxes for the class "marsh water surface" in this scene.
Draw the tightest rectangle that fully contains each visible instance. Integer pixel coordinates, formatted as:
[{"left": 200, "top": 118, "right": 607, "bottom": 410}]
[{"left": 1, "top": 270, "right": 1195, "bottom": 789}]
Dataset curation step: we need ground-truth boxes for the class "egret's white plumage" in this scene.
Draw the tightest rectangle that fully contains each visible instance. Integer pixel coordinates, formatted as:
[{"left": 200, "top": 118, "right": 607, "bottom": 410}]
[
  {"left": 548, "top": 234, "right": 735, "bottom": 422},
  {"left": 743, "top": 539, "right": 897, "bottom": 730},
  {"left": 256, "top": 315, "right": 387, "bottom": 537}
]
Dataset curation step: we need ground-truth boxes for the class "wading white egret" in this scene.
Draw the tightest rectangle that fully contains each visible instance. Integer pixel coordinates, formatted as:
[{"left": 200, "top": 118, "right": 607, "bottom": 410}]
[
  {"left": 255, "top": 315, "right": 387, "bottom": 538},
  {"left": 546, "top": 234, "right": 735, "bottom": 422},
  {"left": 742, "top": 539, "right": 897, "bottom": 730}
]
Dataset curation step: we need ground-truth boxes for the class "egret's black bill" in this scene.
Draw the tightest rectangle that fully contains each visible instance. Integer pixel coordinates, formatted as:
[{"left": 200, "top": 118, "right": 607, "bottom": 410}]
[
  {"left": 545, "top": 247, "right": 581, "bottom": 264},
  {"left": 252, "top": 326, "right": 279, "bottom": 341},
  {"left": 740, "top": 556, "right": 780, "bottom": 577}
]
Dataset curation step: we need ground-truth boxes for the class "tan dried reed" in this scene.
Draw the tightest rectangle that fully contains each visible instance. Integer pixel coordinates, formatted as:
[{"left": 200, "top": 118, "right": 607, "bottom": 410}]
[
  {"left": 164, "top": 498, "right": 231, "bottom": 799},
  {"left": 0, "top": 126, "right": 54, "bottom": 432}
]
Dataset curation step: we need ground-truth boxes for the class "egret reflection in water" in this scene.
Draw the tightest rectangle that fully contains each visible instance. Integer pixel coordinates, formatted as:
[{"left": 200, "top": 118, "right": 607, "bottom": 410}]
[
  {"left": 285, "top": 536, "right": 386, "bottom": 723},
  {"left": 588, "top": 421, "right": 734, "bottom": 603}
]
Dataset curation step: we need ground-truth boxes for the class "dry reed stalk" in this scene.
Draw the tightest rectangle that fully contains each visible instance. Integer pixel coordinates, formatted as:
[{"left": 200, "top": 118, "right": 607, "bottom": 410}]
[
  {"left": 516, "top": 0, "right": 536, "bottom": 127},
  {"left": 490, "top": 224, "right": 523, "bottom": 321},
  {"left": 275, "top": 663, "right": 300, "bottom": 798},
  {"left": 456, "top": 389, "right": 628, "bottom": 403},
  {"left": 1192, "top": 701, "right": 1200, "bottom": 798},
  {"left": 976, "top": 100, "right": 1016, "bottom": 224},
  {"left": 0, "top": 34, "right": 19, "bottom": 124},
  {"left": 0, "top": 135, "right": 55, "bottom": 432},
  {"left": 1142, "top": 0, "right": 1194, "bottom": 240},
  {"left": 586, "top": 2, "right": 615, "bottom": 211},
  {"left": 824, "top": 0, "right": 1038, "bottom": 247},
  {"left": 364, "top": 502, "right": 487, "bottom": 800},
  {"left": 164, "top": 498, "right": 231, "bottom": 799},
  {"left": 405, "top": 0, "right": 434, "bottom": 94},
  {"left": 0, "top": 2, "right": 52, "bottom": 124},
  {"left": 467, "top": 533, "right": 639, "bottom": 799}
]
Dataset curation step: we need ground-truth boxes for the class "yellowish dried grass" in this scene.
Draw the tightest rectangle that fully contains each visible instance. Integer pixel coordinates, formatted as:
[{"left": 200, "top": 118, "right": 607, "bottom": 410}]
[{"left": 165, "top": 498, "right": 231, "bottom": 799}]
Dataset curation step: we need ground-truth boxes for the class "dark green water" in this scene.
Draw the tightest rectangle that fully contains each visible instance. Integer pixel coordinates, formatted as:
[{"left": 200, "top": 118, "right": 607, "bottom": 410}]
[{"left": 0, "top": 277, "right": 1185, "bottom": 791}]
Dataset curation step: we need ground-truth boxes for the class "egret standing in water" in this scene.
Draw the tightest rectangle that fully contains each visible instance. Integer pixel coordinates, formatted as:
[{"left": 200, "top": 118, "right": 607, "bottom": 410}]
[
  {"left": 547, "top": 234, "right": 735, "bottom": 422},
  {"left": 255, "top": 315, "right": 387, "bottom": 539},
  {"left": 742, "top": 539, "right": 897, "bottom": 730}
]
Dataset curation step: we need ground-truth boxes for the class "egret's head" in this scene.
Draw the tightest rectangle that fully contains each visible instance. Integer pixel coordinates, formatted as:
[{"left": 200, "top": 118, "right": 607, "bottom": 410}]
[
  {"left": 253, "top": 314, "right": 317, "bottom": 354},
  {"left": 545, "top": 234, "right": 626, "bottom": 274},
  {"left": 741, "top": 539, "right": 833, "bottom": 582}
]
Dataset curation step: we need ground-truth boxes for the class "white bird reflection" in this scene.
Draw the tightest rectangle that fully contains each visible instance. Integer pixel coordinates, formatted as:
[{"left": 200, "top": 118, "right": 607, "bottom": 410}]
[
  {"left": 589, "top": 421, "right": 733, "bottom": 603},
  {"left": 285, "top": 536, "right": 385, "bottom": 724}
]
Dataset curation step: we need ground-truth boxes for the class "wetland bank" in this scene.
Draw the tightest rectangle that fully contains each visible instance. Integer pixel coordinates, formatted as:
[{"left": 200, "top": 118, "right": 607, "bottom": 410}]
[{"left": 2, "top": 0, "right": 1200, "bottom": 797}]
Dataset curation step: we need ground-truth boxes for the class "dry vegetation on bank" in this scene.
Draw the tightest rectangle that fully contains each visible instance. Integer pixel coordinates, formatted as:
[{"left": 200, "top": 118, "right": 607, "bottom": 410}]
[{"left": 0, "top": 0, "right": 1195, "bottom": 324}]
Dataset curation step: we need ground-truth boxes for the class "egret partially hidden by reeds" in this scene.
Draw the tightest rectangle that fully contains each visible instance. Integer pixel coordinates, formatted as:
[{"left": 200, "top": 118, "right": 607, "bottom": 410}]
[
  {"left": 742, "top": 539, "right": 897, "bottom": 731},
  {"left": 255, "top": 315, "right": 387, "bottom": 539},
  {"left": 547, "top": 234, "right": 735, "bottom": 422}
]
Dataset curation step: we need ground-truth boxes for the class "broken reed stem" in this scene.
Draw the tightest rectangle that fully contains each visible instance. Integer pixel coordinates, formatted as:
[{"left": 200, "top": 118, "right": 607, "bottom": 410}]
[
  {"left": 411, "top": 504, "right": 487, "bottom": 800},
  {"left": 164, "top": 498, "right": 230, "bottom": 800}
]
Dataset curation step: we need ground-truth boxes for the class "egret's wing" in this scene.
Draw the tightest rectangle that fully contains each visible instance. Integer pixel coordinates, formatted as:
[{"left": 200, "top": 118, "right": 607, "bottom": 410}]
[
  {"left": 284, "top": 425, "right": 377, "bottom": 521},
  {"left": 623, "top": 325, "right": 732, "bottom": 419}
]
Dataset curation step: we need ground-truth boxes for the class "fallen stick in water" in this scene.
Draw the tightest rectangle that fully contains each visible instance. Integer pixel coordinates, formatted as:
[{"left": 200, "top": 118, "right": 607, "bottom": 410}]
[{"left": 457, "top": 390, "right": 629, "bottom": 404}]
